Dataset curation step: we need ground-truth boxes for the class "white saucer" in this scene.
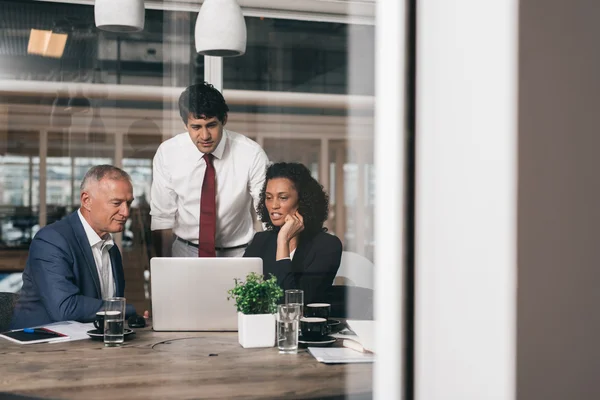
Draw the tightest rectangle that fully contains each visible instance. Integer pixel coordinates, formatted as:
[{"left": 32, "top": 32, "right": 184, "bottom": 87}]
[
  {"left": 298, "top": 335, "right": 336, "bottom": 347},
  {"left": 86, "top": 328, "right": 135, "bottom": 341}
]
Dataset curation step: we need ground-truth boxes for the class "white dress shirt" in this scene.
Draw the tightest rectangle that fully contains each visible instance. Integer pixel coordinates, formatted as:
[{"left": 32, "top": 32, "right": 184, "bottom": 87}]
[
  {"left": 280, "top": 248, "right": 296, "bottom": 261},
  {"left": 150, "top": 129, "right": 269, "bottom": 248},
  {"left": 77, "top": 209, "right": 115, "bottom": 299}
]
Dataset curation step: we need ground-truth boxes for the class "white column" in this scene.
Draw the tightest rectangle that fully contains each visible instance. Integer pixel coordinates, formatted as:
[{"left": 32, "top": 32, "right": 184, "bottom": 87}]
[
  {"left": 334, "top": 145, "right": 346, "bottom": 240},
  {"left": 355, "top": 150, "right": 366, "bottom": 255},
  {"left": 320, "top": 138, "right": 330, "bottom": 230},
  {"left": 319, "top": 138, "right": 330, "bottom": 192},
  {"left": 114, "top": 131, "right": 124, "bottom": 249},
  {"left": 255, "top": 135, "right": 264, "bottom": 148},
  {"left": 114, "top": 131, "right": 123, "bottom": 168},
  {"left": 162, "top": 12, "right": 191, "bottom": 142},
  {"left": 39, "top": 130, "right": 48, "bottom": 227},
  {"left": 28, "top": 156, "right": 33, "bottom": 208},
  {"left": 374, "top": 0, "right": 406, "bottom": 398},
  {"left": 415, "top": 1, "right": 518, "bottom": 400},
  {"left": 204, "top": 56, "right": 223, "bottom": 92},
  {"left": 70, "top": 156, "right": 75, "bottom": 209}
]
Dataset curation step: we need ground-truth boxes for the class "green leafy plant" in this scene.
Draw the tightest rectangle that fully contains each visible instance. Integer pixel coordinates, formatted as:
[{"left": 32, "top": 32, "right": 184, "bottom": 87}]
[{"left": 227, "top": 272, "right": 283, "bottom": 315}]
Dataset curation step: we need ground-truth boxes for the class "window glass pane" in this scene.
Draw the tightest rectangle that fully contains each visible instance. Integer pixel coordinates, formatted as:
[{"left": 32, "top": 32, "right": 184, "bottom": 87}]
[
  {"left": 0, "top": 153, "right": 38, "bottom": 249},
  {"left": 0, "top": 1, "right": 193, "bottom": 307},
  {"left": 224, "top": 17, "right": 374, "bottom": 95},
  {"left": 0, "top": 0, "right": 203, "bottom": 86},
  {"left": 0, "top": 2, "right": 377, "bottom": 395},
  {"left": 224, "top": 17, "right": 375, "bottom": 260}
]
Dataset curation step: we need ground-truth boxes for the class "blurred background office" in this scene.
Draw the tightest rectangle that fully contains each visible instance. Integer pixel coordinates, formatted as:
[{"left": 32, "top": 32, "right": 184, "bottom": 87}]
[
  {"left": 0, "top": 0, "right": 375, "bottom": 320},
  {"left": 4, "top": 1, "right": 600, "bottom": 400}
]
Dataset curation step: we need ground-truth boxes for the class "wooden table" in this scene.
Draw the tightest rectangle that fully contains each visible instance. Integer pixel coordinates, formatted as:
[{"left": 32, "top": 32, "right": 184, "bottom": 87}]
[{"left": 0, "top": 325, "right": 373, "bottom": 399}]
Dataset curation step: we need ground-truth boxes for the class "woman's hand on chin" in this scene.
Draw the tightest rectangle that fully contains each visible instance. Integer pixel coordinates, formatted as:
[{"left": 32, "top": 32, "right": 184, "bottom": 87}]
[{"left": 277, "top": 211, "right": 304, "bottom": 244}]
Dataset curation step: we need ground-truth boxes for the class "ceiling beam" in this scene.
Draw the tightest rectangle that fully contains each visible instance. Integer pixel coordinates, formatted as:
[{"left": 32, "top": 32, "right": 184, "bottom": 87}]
[
  {"left": 0, "top": 80, "right": 374, "bottom": 110},
  {"left": 0, "top": 103, "right": 374, "bottom": 140},
  {"left": 33, "top": 0, "right": 375, "bottom": 25}
]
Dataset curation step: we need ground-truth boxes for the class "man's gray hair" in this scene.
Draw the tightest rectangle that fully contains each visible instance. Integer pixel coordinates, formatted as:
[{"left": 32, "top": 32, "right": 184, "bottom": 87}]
[{"left": 80, "top": 165, "right": 132, "bottom": 192}]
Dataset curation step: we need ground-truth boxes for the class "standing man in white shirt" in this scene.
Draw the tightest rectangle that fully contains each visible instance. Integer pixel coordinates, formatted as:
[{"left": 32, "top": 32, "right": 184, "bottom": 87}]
[{"left": 150, "top": 82, "right": 269, "bottom": 258}]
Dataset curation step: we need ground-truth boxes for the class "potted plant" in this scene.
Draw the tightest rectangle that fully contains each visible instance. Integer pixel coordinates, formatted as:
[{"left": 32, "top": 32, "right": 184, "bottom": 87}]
[{"left": 228, "top": 272, "right": 283, "bottom": 348}]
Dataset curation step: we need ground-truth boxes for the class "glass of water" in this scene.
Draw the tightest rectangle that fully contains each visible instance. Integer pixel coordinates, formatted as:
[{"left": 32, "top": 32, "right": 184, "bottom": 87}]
[
  {"left": 285, "top": 289, "right": 304, "bottom": 316},
  {"left": 103, "top": 297, "right": 126, "bottom": 347},
  {"left": 277, "top": 304, "right": 301, "bottom": 354}
]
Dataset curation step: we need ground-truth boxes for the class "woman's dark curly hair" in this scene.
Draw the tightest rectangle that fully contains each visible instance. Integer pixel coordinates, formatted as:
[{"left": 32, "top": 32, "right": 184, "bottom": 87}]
[
  {"left": 257, "top": 162, "right": 329, "bottom": 238},
  {"left": 178, "top": 82, "right": 229, "bottom": 124}
]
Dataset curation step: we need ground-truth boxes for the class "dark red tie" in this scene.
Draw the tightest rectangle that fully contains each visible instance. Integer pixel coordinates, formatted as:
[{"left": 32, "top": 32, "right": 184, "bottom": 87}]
[{"left": 198, "top": 153, "right": 216, "bottom": 257}]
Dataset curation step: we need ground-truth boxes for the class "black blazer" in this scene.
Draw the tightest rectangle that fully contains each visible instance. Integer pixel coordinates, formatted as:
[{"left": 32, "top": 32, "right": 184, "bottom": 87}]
[{"left": 244, "top": 230, "right": 343, "bottom": 304}]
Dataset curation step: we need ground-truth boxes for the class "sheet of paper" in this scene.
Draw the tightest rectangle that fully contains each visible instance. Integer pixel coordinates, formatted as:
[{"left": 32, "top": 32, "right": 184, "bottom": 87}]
[
  {"left": 346, "top": 320, "right": 375, "bottom": 353},
  {"left": 332, "top": 330, "right": 366, "bottom": 352},
  {"left": 333, "top": 320, "right": 375, "bottom": 353},
  {"left": 308, "top": 347, "right": 375, "bottom": 364},
  {"left": 43, "top": 321, "right": 95, "bottom": 342},
  {"left": 341, "top": 339, "right": 367, "bottom": 353}
]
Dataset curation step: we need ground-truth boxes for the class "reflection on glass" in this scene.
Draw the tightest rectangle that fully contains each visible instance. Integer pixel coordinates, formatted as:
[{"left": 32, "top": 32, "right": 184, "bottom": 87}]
[
  {"left": 0, "top": 2, "right": 376, "bottom": 388},
  {"left": 224, "top": 18, "right": 374, "bottom": 95},
  {"left": 122, "top": 120, "right": 161, "bottom": 311},
  {"left": 0, "top": 1, "right": 203, "bottom": 86},
  {"left": 0, "top": 155, "right": 39, "bottom": 249}
]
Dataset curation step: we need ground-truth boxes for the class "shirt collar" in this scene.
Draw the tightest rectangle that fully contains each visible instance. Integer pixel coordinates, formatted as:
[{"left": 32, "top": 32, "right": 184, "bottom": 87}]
[
  {"left": 211, "top": 129, "right": 227, "bottom": 160},
  {"left": 77, "top": 209, "right": 114, "bottom": 249},
  {"left": 188, "top": 129, "right": 228, "bottom": 161}
]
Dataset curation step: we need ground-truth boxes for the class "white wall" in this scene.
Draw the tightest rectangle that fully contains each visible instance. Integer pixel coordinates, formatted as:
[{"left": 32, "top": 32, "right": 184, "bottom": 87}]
[{"left": 415, "top": 1, "right": 518, "bottom": 399}]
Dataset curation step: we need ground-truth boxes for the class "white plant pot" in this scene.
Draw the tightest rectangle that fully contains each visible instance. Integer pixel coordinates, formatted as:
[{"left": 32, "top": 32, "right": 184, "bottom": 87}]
[{"left": 237, "top": 312, "right": 275, "bottom": 348}]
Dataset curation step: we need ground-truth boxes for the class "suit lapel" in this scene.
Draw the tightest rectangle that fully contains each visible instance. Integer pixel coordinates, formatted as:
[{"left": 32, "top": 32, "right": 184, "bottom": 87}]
[
  {"left": 291, "top": 235, "right": 310, "bottom": 274},
  {"left": 68, "top": 212, "right": 102, "bottom": 298}
]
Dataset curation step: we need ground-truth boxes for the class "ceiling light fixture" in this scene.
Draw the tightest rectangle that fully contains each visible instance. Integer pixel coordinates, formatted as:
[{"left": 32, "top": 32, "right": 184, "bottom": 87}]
[
  {"left": 195, "top": 0, "right": 247, "bottom": 57},
  {"left": 95, "top": 0, "right": 145, "bottom": 33}
]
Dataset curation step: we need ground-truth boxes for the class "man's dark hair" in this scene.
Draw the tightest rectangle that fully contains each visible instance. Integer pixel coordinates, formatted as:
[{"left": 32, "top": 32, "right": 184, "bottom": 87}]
[
  {"left": 257, "top": 162, "right": 329, "bottom": 237},
  {"left": 80, "top": 165, "right": 131, "bottom": 192},
  {"left": 178, "top": 82, "right": 229, "bottom": 124}
]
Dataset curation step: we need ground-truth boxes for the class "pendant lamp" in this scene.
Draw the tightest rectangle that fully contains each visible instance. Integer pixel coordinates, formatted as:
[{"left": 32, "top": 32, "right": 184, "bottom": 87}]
[
  {"left": 195, "top": 0, "right": 246, "bottom": 57},
  {"left": 95, "top": 0, "right": 145, "bottom": 33}
]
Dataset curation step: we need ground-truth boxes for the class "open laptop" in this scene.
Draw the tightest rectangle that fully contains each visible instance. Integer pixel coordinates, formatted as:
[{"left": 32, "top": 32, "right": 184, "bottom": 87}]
[{"left": 150, "top": 257, "right": 262, "bottom": 331}]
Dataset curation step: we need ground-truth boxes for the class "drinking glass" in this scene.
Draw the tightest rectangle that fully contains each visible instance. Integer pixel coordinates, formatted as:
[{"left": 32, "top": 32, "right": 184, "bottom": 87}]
[
  {"left": 285, "top": 289, "right": 304, "bottom": 315},
  {"left": 103, "top": 297, "right": 126, "bottom": 347},
  {"left": 277, "top": 304, "right": 301, "bottom": 354}
]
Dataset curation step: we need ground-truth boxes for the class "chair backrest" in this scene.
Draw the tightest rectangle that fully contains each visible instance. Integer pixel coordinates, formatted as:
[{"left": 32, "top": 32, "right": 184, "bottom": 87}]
[
  {"left": 333, "top": 251, "right": 374, "bottom": 290},
  {"left": 0, "top": 292, "right": 19, "bottom": 332}
]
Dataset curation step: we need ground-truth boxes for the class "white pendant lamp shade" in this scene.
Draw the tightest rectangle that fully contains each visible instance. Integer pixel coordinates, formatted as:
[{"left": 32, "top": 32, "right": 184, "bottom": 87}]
[
  {"left": 195, "top": 0, "right": 247, "bottom": 57},
  {"left": 95, "top": 0, "right": 145, "bottom": 33}
]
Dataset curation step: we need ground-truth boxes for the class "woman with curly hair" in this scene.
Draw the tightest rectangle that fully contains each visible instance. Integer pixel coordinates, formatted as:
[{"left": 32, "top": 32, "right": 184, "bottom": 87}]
[{"left": 244, "top": 162, "right": 342, "bottom": 304}]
